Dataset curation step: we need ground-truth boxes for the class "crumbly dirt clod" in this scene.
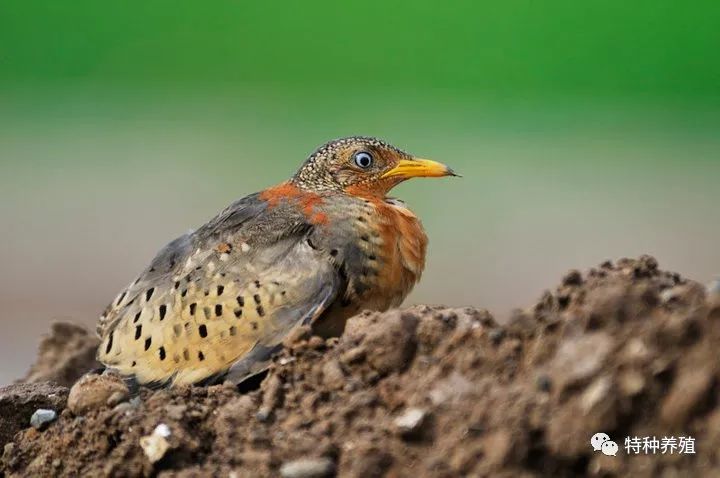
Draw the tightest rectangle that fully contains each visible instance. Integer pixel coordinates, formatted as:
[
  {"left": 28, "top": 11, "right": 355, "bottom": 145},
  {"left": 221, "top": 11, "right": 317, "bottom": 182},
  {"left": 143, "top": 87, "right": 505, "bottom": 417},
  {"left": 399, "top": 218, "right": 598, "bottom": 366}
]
[
  {"left": 67, "top": 373, "right": 130, "bottom": 416},
  {"left": 2, "top": 256, "right": 720, "bottom": 477},
  {"left": 0, "top": 382, "right": 68, "bottom": 448},
  {"left": 22, "top": 321, "right": 101, "bottom": 388}
]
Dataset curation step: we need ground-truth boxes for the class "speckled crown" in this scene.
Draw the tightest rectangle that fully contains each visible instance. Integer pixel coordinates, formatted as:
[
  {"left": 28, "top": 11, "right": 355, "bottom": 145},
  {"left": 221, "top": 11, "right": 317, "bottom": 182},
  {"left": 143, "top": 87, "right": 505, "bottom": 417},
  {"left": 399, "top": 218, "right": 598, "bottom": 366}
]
[{"left": 292, "top": 136, "right": 408, "bottom": 191}]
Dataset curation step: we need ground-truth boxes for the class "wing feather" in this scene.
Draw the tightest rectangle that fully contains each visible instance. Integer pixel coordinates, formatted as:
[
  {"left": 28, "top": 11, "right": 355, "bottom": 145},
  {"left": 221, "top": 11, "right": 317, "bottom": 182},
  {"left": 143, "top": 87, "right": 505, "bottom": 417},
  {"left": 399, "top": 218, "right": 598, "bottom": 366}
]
[{"left": 97, "top": 195, "right": 339, "bottom": 386}]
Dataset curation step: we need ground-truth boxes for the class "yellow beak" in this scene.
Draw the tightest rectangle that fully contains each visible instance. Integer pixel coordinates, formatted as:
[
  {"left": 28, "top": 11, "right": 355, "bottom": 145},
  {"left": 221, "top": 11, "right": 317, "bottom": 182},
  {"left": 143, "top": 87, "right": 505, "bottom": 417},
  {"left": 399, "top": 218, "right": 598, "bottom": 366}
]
[{"left": 380, "top": 158, "right": 459, "bottom": 180}]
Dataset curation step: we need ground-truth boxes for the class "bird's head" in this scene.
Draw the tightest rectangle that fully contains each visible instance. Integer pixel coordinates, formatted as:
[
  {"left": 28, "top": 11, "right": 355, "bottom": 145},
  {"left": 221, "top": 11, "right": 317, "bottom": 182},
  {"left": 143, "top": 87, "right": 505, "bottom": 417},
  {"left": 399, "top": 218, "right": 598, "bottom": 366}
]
[{"left": 292, "top": 136, "right": 457, "bottom": 198}]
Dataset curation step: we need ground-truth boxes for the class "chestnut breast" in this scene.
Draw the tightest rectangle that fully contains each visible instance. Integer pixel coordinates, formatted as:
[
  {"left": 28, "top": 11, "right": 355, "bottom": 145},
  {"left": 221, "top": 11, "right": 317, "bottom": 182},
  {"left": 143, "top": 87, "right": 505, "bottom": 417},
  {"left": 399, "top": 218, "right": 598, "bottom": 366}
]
[{"left": 311, "top": 194, "right": 428, "bottom": 335}]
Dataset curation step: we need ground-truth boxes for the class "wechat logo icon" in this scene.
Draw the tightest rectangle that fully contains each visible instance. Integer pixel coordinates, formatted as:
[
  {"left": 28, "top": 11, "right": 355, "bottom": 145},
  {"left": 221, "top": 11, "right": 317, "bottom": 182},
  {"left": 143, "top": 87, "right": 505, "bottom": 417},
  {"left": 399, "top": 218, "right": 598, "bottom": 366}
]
[{"left": 591, "top": 433, "right": 619, "bottom": 457}]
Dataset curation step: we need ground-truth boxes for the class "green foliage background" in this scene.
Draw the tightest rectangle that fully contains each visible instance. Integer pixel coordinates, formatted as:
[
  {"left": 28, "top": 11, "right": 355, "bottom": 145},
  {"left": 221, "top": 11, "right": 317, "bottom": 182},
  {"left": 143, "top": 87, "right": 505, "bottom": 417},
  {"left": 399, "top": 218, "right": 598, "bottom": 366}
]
[{"left": 2, "top": 0, "right": 719, "bottom": 100}]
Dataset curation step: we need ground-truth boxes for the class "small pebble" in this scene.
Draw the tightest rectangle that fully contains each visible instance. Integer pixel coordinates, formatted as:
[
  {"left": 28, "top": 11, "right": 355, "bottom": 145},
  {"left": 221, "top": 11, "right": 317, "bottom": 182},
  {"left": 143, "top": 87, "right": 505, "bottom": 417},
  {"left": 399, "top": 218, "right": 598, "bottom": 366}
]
[
  {"left": 618, "top": 370, "right": 646, "bottom": 397},
  {"left": 30, "top": 409, "right": 57, "bottom": 430},
  {"left": 154, "top": 423, "right": 171, "bottom": 438},
  {"left": 140, "top": 424, "right": 172, "bottom": 464},
  {"left": 256, "top": 408, "right": 271, "bottom": 422},
  {"left": 280, "top": 458, "right": 335, "bottom": 478},
  {"left": 581, "top": 376, "right": 612, "bottom": 413},
  {"left": 394, "top": 408, "right": 428, "bottom": 438}
]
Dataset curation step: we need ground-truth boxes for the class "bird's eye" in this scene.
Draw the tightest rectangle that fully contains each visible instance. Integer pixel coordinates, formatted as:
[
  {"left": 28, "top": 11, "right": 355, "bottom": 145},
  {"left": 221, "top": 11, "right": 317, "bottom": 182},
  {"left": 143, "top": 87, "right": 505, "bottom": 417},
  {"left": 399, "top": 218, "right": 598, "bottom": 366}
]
[{"left": 353, "top": 151, "right": 374, "bottom": 169}]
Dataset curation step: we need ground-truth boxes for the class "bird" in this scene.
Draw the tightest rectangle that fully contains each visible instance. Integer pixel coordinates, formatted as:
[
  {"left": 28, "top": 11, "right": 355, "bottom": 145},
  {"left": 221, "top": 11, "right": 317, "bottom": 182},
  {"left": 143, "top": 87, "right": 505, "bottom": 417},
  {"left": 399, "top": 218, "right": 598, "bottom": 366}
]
[{"left": 96, "top": 136, "right": 456, "bottom": 387}]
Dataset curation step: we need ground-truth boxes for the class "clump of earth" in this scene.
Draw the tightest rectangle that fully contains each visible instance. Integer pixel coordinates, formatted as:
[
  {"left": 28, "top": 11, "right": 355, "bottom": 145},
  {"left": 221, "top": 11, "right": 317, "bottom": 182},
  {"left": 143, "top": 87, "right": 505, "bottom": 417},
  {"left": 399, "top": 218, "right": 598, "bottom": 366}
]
[{"left": 2, "top": 256, "right": 719, "bottom": 477}]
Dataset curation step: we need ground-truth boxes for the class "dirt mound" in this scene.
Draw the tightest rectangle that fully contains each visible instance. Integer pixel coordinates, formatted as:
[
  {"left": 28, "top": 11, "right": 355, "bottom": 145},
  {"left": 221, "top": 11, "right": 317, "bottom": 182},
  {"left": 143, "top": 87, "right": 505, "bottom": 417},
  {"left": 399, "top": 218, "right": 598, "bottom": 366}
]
[
  {"left": 22, "top": 321, "right": 101, "bottom": 388},
  {"left": 2, "top": 256, "right": 719, "bottom": 477}
]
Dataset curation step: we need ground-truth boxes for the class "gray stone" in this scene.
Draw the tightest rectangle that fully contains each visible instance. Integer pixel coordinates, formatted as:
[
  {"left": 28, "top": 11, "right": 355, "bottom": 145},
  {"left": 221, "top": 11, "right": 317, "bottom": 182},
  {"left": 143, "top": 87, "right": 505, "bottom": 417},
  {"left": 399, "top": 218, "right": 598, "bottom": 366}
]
[
  {"left": 394, "top": 407, "right": 428, "bottom": 438},
  {"left": 30, "top": 409, "right": 57, "bottom": 430},
  {"left": 0, "top": 382, "right": 68, "bottom": 447},
  {"left": 280, "top": 458, "right": 335, "bottom": 478}
]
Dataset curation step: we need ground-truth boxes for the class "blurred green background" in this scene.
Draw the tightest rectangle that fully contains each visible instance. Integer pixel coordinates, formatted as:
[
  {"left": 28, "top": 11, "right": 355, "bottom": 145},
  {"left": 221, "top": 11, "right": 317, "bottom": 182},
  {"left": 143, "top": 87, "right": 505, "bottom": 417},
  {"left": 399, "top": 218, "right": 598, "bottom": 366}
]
[{"left": 1, "top": 0, "right": 719, "bottom": 385}]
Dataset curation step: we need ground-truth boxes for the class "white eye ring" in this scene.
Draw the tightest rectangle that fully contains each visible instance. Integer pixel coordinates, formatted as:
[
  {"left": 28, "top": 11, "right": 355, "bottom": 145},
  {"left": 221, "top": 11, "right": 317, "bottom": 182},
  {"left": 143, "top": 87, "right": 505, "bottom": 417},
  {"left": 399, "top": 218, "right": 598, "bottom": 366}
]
[{"left": 353, "top": 151, "right": 374, "bottom": 169}]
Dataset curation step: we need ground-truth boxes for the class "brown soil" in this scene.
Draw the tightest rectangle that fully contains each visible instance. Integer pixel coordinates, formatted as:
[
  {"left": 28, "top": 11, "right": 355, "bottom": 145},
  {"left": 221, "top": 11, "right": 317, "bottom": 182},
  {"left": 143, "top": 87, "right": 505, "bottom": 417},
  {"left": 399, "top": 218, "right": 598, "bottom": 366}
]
[{"left": 2, "top": 256, "right": 720, "bottom": 477}]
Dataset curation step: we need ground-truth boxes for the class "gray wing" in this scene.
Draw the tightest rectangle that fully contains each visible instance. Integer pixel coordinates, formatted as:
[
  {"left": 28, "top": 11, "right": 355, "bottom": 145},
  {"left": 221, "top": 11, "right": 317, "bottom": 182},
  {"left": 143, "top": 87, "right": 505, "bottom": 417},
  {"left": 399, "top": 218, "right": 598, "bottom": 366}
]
[
  {"left": 96, "top": 194, "right": 266, "bottom": 337},
  {"left": 97, "top": 194, "right": 340, "bottom": 386}
]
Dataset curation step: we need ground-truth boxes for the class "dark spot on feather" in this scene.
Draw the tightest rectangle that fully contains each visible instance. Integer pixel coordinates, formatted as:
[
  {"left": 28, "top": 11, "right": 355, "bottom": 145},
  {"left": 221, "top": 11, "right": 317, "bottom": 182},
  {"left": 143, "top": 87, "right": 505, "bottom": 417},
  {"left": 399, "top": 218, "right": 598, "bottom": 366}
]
[
  {"left": 198, "top": 351, "right": 205, "bottom": 361},
  {"left": 146, "top": 288, "right": 154, "bottom": 301},
  {"left": 134, "top": 312, "right": 142, "bottom": 323},
  {"left": 330, "top": 249, "right": 338, "bottom": 257},
  {"left": 131, "top": 361, "right": 136, "bottom": 367},
  {"left": 368, "top": 255, "right": 377, "bottom": 261},
  {"left": 204, "top": 290, "right": 210, "bottom": 296},
  {"left": 253, "top": 294, "right": 261, "bottom": 304},
  {"left": 254, "top": 280, "right": 261, "bottom": 288},
  {"left": 306, "top": 238, "right": 318, "bottom": 250},
  {"left": 217, "top": 285, "right": 224, "bottom": 296},
  {"left": 237, "top": 296, "right": 245, "bottom": 307},
  {"left": 357, "top": 216, "right": 365, "bottom": 222},
  {"left": 215, "top": 304, "right": 223, "bottom": 317},
  {"left": 229, "top": 326, "right": 237, "bottom": 336},
  {"left": 105, "top": 332, "right": 114, "bottom": 354},
  {"left": 159, "top": 346, "right": 166, "bottom": 361},
  {"left": 159, "top": 304, "right": 167, "bottom": 320},
  {"left": 144, "top": 337, "right": 152, "bottom": 351},
  {"left": 234, "top": 308, "right": 243, "bottom": 318},
  {"left": 135, "top": 325, "right": 142, "bottom": 340},
  {"left": 183, "top": 349, "right": 190, "bottom": 361},
  {"left": 116, "top": 291, "right": 126, "bottom": 306},
  {"left": 174, "top": 281, "right": 180, "bottom": 289},
  {"left": 189, "top": 303, "right": 196, "bottom": 315},
  {"left": 181, "top": 289, "right": 188, "bottom": 297},
  {"left": 251, "top": 321, "right": 258, "bottom": 330},
  {"left": 256, "top": 306, "right": 265, "bottom": 317},
  {"left": 199, "top": 324, "right": 208, "bottom": 338},
  {"left": 360, "top": 235, "right": 370, "bottom": 242},
  {"left": 338, "top": 264, "right": 349, "bottom": 283}
]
